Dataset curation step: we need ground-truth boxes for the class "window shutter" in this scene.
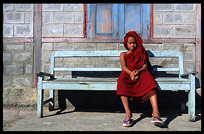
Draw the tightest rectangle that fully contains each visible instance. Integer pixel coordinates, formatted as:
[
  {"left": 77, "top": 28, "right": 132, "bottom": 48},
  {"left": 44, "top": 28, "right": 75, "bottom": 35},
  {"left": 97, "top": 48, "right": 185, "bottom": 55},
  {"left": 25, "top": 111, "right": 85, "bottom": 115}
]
[{"left": 87, "top": 4, "right": 150, "bottom": 40}]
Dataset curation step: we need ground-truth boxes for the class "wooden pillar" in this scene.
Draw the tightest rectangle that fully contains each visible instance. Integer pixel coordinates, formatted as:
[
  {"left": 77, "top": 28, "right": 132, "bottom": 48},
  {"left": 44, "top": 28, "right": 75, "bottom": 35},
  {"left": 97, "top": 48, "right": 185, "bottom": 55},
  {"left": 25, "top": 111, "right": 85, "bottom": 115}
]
[
  {"left": 33, "top": 4, "right": 42, "bottom": 87},
  {"left": 195, "top": 4, "right": 201, "bottom": 88}
]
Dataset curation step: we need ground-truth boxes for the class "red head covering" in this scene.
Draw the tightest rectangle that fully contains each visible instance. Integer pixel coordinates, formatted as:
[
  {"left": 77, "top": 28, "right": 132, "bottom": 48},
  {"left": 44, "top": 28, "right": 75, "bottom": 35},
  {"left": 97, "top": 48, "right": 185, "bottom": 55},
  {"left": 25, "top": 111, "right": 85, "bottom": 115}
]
[{"left": 123, "top": 31, "right": 152, "bottom": 73}]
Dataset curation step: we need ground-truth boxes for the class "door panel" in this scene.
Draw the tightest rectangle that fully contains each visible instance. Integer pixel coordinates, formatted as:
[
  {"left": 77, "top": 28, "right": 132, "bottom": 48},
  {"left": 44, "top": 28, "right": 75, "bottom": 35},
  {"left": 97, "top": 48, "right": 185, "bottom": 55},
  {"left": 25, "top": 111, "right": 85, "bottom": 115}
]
[
  {"left": 124, "top": 4, "right": 141, "bottom": 34},
  {"left": 96, "top": 4, "right": 112, "bottom": 34}
]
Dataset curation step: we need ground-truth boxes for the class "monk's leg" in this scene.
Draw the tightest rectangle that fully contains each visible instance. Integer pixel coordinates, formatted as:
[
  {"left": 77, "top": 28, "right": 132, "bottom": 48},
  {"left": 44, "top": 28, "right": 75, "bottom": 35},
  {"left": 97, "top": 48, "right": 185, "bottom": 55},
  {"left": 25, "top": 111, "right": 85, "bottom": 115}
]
[
  {"left": 149, "top": 94, "right": 161, "bottom": 118},
  {"left": 120, "top": 96, "right": 132, "bottom": 121}
]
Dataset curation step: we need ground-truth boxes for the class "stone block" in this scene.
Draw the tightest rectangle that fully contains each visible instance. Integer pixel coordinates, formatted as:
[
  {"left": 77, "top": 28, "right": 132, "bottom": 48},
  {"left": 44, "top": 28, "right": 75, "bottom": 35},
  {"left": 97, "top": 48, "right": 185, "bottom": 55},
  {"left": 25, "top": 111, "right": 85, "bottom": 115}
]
[
  {"left": 4, "top": 64, "right": 24, "bottom": 74},
  {"left": 154, "top": 4, "right": 173, "bottom": 11},
  {"left": 163, "top": 63, "right": 179, "bottom": 68},
  {"left": 174, "top": 4, "right": 195, "bottom": 11},
  {"left": 143, "top": 43, "right": 162, "bottom": 50},
  {"left": 60, "top": 57, "right": 82, "bottom": 63},
  {"left": 64, "top": 24, "right": 83, "bottom": 37},
  {"left": 3, "top": 53, "right": 12, "bottom": 63},
  {"left": 173, "top": 25, "right": 195, "bottom": 38},
  {"left": 3, "top": 4, "right": 14, "bottom": 11},
  {"left": 118, "top": 43, "right": 126, "bottom": 50},
  {"left": 3, "top": 24, "right": 13, "bottom": 37},
  {"left": 154, "top": 25, "right": 173, "bottom": 38},
  {"left": 42, "top": 24, "right": 63, "bottom": 37},
  {"left": 184, "top": 43, "right": 195, "bottom": 52},
  {"left": 64, "top": 4, "right": 83, "bottom": 11},
  {"left": 42, "top": 43, "right": 53, "bottom": 51},
  {"left": 4, "top": 43, "right": 24, "bottom": 51},
  {"left": 83, "top": 57, "right": 96, "bottom": 65},
  {"left": 12, "top": 75, "right": 33, "bottom": 86},
  {"left": 183, "top": 13, "right": 196, "bottom": 24},
  {"left": 4, "top": 12, "right": 24, "bottom": 23},
  {"left": 14, "top": 24, "right": 33, "bottom": 37},
  {"left": 84, "top": 64, "right": 96, "bottom": 68},
  {"left": 42, "top": 4, "right": 63, "bottom": 11},
  {"left": 25, "top": 12, "right": 33, "bottom": 23},
  {"left": 163, "top": 13, "right": 183, "bottom": 24},
  {"left": 14, "top": 52, "right": 32, "bottom": 63},
  {"left": 95, "top": 57, "right": 107, "bottom": 64},
  {"left": 25, "top": 64, "right": 32, "bottom": 74},
  {"left": 183, "top": 52, "right": 195, "bottom": 62},
  {"left": 153, "top": 12, "right": 162, "bottom": 24},
  {"left": 3, "top": 75, "right": 12, "bottom": 86},
  {"left": 106, "top": 57, "right": 120, "bottom": 63},
  {"left": 184, "top": 62, "right": 195, "bottom": 73},
  {"left": 74, "top": 43, "right": 97, "bottom": 50},
  {"left": 56, "top": 60, "right": 75, "bottom": 68},
  {"left": 42, "top": 12, "right": 53, "bottom": 24},
  {"left": 74, "top": 63, "right": 84, "bottom": 68},
  {"left": 42, "top": 51, "right": 53, "bottom": 63},
  {"left": 42, "top": 63, "right": 50, "bottom": 73},
  {"left": 54, "top": 12, "right": 74, "bottom": 23},
  {"left": 53, "top": 43, "right": 74, "bottom": 50},
  {"left": 25, "top": 43, "right": 33, "bottom": 51},
  {"left": 96, "top": 43, "right": 118, "bottom": 50},
  {"left": 75, "top": 12, "right": 84, "bottom": 23},
  {"left": 162, "top": 43, "right": 183, "bottom": 51},
  {"left": 15, "top": 4, "right": 33, "bottom": 11}
]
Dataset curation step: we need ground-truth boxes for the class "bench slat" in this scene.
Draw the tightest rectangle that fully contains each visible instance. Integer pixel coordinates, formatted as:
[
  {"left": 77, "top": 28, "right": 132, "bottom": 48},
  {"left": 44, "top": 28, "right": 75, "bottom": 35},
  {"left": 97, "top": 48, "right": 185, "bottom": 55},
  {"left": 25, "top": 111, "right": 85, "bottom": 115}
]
[
  {"left": 54, "top": 68, "right": 122, "bottom": 71},
  {"left": 153, "top": 68, "right": 180, "bottom": 72},
  {"left": 44, "top": 77, "right": 190, "bottom": 83},
  {"left": 42, "top": 81, "right": 190, "bottom": 91},
  {"left": 54, "top": 67, "right": 180, "bottom": 72}
]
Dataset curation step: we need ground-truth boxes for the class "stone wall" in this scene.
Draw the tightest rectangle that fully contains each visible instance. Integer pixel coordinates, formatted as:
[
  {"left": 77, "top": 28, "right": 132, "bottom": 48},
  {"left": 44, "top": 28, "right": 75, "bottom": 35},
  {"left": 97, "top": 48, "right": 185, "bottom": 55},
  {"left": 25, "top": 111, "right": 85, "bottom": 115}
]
[
  {"left": 3, "top": 4, "right": 33, "bottom": 37},
  {"left": 154, "top": 4, "right": 196, "bottom": 38},
  {"left": 42, "top": 4, "right": 84, "bottom": 37}
]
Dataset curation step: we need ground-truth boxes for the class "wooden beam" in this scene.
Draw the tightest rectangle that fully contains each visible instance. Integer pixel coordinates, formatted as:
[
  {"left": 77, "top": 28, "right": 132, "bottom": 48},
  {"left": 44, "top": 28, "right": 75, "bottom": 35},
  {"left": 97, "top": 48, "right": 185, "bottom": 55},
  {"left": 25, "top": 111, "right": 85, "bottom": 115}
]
[
  {"left": 33, "top": 4, "right": 42, "bottom": 88},
  {"left": 150, "top": 4, "right": 154, "bottom": 39},
  {"left": 3, "top": 37, "right": 196, "bottom": 44},
  {"left": 83, "top": 4, "right": 87, "bottom": 37},
  {"left": 195, "top": 4, "right": 201, "bottom": 88}
]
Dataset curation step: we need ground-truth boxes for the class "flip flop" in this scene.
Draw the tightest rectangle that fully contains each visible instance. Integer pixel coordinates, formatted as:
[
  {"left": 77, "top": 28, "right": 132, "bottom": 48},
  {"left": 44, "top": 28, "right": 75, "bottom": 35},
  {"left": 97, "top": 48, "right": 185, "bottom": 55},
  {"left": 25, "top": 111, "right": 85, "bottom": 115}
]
[
  {"left": 151, "top": 116, "right": 164, "bottom": 126},
  {"left": 122, "top": 118, "right": 133, "bottom": 127}
]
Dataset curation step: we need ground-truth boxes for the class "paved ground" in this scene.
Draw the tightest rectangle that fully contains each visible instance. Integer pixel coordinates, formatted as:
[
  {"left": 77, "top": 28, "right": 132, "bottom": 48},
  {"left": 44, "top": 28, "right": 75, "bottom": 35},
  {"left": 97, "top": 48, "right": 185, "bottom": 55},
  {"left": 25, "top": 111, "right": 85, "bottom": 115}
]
[{"left": 3, "top": 106, "right": 201, "bottom": 131}]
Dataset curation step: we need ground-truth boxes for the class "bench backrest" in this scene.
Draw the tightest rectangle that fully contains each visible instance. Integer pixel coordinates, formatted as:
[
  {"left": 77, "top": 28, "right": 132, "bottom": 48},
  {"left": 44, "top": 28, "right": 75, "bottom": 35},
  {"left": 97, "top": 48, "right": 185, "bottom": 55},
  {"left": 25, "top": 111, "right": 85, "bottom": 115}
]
[{"left": 50, "top": 50, "right": 184, "bottom": 78}]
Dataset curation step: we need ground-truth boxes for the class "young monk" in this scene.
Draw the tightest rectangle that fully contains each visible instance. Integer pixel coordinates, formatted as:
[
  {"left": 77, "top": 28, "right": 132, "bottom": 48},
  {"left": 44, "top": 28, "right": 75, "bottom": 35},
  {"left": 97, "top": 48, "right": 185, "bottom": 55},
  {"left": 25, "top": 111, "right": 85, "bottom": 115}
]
[{"left": 117, "top": 31, "right": 164, "bottom": 127}]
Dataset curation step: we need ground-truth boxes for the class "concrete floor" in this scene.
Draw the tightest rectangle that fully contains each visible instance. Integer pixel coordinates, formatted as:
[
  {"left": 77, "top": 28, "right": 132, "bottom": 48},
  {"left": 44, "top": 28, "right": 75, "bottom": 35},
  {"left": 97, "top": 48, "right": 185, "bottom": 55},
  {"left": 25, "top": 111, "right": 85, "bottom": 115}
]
[{"left": 3, "top": 106, "right": 201, "bottom": 131}]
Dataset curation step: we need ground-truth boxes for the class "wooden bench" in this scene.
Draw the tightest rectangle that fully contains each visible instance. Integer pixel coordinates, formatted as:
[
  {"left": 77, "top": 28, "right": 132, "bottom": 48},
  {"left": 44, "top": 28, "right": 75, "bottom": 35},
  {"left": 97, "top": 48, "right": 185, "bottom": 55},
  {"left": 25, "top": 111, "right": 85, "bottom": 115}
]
[{"left": 37, "top": 50, "right": 197, "bottom": 121}]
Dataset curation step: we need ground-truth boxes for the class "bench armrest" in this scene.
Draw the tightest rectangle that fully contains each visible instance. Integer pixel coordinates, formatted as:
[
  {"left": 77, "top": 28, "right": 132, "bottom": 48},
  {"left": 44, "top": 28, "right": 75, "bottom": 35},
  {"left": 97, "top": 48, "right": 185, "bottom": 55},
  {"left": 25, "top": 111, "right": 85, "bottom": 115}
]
[
  {"left": 37, "top": 72, "right": 54, "bottom": 79},
  {"left": 180, "top": 71, "right": 198, "bottom": 77}
]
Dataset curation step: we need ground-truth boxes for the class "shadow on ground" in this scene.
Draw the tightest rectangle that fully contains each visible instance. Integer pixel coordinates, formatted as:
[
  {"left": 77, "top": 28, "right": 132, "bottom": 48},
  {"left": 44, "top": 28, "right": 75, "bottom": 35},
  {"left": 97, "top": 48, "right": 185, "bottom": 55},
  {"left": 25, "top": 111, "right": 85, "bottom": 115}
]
[{"left": 41, "top": 89, "right": 201, "bottom": 129}]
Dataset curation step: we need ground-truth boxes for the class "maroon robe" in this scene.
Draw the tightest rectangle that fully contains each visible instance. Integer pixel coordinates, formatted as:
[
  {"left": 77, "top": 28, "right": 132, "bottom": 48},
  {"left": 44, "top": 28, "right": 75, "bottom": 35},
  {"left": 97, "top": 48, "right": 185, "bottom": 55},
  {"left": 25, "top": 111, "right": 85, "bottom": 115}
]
[{"left": 116, "top": 31, "right": 157, "bottom": 103}]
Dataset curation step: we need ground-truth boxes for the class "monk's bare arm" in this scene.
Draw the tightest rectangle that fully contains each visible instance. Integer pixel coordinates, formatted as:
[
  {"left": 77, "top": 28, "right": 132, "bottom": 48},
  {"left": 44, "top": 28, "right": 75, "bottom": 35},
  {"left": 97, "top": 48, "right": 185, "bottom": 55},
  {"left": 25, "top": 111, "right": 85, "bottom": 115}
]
[
  {"left": 134, "top": 57, "right": 148, "bottom": 75},
  {"left": 138, "top": 58, "right": 147, "bottom": 72},
  {"left": 120, "top": 52, "right": 132, "bottom": 75}
]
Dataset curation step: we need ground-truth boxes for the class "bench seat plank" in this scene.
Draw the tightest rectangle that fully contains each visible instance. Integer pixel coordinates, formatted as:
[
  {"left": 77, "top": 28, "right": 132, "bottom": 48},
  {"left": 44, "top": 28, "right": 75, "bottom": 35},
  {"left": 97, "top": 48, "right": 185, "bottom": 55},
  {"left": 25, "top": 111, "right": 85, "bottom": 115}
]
[
  {"left": 41, "top": 77, "right": 190, "bottom": 91},
  {"left": 44, "top": 77, "right": 190, "bottom": 83}
]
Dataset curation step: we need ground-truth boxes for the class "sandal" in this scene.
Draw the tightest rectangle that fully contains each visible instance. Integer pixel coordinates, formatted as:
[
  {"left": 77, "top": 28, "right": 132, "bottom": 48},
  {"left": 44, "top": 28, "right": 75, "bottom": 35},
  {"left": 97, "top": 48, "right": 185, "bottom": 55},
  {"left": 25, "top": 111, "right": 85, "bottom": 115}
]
[
  {"left": 151, "top": 116, "right": 164, "bottom": 126},
  {"left": 122, "top": 118, "right": 133, "bottom": 127}
]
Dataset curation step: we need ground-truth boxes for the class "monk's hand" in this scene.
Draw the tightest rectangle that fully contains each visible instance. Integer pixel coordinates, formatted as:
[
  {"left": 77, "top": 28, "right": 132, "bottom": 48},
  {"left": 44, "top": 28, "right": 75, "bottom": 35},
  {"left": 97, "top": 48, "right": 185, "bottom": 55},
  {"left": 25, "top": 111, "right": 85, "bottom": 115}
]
[
  {"left": 133, "top": 70, "right": 140, "bottom": 80},
  {"left": 130, "top": 72, "right": 136, "bottom": 80}
]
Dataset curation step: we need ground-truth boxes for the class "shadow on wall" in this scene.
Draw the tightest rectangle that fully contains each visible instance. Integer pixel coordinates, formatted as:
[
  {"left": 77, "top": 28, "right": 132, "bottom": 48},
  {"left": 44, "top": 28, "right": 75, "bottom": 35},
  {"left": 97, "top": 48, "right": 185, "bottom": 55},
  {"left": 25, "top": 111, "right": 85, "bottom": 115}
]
[{"left": 195, "top": 77, "right": 201, "bottom": 89}]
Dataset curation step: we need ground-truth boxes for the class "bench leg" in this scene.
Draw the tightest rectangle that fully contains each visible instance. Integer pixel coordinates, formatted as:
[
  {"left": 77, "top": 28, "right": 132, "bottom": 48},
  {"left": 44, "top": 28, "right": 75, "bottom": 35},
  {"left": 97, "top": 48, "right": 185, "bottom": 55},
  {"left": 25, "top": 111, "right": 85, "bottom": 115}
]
[
  {"left": 49, "top": 89, "right": 54, "bottom": 111},
  {"left": 37, "top": 77, "right": 43, "bottom": 118},
  {"left": 187, "top": 74, "right": 196, "bottom": 121}
]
